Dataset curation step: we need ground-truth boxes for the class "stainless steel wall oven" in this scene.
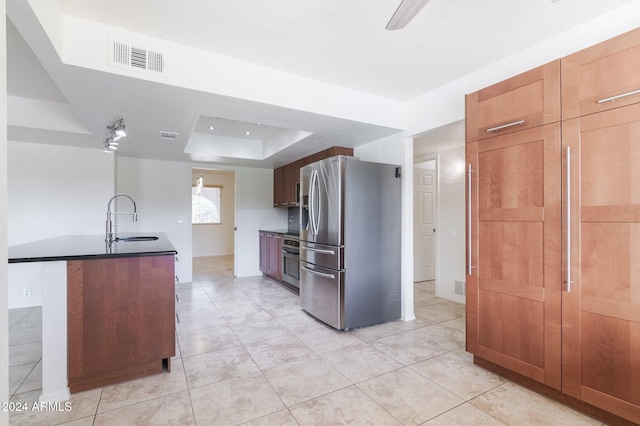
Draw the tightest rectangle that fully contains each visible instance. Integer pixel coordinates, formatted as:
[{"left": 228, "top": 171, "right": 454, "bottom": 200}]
[{"left": 281, "top": 235, "right": 300, "bottom": 288}]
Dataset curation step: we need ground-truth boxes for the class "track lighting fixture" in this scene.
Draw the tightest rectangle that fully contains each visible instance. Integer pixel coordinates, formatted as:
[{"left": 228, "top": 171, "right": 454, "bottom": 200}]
[{"left": 102, "top": 118, "right": 127, "bottom": 153}]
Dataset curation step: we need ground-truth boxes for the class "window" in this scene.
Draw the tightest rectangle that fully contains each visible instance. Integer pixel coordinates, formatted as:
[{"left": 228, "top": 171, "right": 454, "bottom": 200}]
[{"left": 192, "top": 185, "right": 222, "bottom": 224}]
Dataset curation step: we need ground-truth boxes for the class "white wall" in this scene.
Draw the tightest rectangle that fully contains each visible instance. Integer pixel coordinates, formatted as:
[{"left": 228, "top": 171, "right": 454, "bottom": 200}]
[
  {"left": 192, "top": 170, "right": 235, "bottom": 257},
  {"left": 7, "top": 142, "right": 114, "bottom": 245},
  {"left": 434, "top": 148, "right": 466, "bottom": 303},
  {"left": 354, "top": 132, "right": 415, "bottom": 322},
  {"left": 116, "top": 157, "right": 192, "bottom": 283},
  {"left": 7, "top": 142, "right": 114, "bottom": 308},
  {"left": 231, "top": 166, "right": 287, "bottom": 277}
]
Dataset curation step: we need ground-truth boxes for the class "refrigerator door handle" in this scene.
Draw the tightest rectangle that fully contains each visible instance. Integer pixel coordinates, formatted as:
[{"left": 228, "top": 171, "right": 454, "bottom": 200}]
[
  {"left": 308, "top": 169, "right": 316, "bottom": 234},
  {"left": 301, "top": 265, "right": 335, "bottom": 280},
  {"left": 310, "top": 169, "right": 320, "bottom": 236}
]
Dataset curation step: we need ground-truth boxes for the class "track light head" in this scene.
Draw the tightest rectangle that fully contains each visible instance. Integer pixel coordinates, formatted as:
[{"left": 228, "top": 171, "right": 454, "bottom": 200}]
[
  {"left": 107, "top": 118, "right": 126, "bottom": 138},
  {"left": 102, "top": 118, "right": 127, "bottom": 152}
]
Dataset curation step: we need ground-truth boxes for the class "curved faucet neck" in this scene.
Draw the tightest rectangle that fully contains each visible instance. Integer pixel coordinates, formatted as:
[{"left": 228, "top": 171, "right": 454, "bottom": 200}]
[
  {"left": 106, "top": 193, "right": 138, "bottom": 244},
  {"left": 107, "top": 193, "right": 137, "bottom": 214}
]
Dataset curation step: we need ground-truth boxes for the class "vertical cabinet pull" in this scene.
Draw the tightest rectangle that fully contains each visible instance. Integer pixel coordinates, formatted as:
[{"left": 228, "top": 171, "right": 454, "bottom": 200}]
[
  {"left": 565, "top": 147, "right": 572, "bottom": 293},
  {"left": 467, "top": 164, "right": 474, "bottom": 276}
]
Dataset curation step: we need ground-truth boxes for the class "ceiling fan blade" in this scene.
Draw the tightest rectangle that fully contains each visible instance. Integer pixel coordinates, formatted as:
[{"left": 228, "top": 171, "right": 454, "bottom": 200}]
[{"left": 385, "top": 0, "right": 430, "bottom": 30}]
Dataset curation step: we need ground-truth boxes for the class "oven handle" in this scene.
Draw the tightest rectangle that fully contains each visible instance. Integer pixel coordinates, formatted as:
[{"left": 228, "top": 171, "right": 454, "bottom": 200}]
[
  {"left": 282, "top": 249, "right": 300, "bottom": 257},
  {"left": 301, "top": 265, "right": 335, "bottom": 280}
]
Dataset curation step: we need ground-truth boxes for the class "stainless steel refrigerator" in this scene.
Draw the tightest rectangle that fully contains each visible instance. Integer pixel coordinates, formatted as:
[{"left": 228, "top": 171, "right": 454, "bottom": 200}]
[{"left": 299, "top": 155, "right": 401, "bottom": 330}]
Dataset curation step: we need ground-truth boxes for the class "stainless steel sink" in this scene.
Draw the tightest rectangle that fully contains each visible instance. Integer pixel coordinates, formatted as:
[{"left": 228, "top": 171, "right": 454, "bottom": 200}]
[{"left": 115, "top": 236, "right": 159, "bottom": 242}]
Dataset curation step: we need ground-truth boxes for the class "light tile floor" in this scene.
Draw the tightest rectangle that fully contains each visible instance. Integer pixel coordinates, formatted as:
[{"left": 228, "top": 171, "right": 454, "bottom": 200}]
[{"left": 7, "top": 255, "right": 605, "bottom": 425}]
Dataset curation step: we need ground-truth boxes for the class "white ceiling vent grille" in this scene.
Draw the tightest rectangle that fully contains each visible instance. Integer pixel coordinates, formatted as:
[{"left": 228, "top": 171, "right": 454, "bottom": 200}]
[
  {"left": 160, "top": 131, "right": 179, "bottom": 140},
  {"left": 110, "top": 41, "right": 164, "bottom": 74}
]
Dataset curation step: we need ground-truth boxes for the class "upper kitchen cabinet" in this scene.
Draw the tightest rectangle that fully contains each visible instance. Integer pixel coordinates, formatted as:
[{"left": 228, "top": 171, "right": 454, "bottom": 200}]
[
  {"left": 466, "top": 60, "right": 561, "bottom": 142},
  {"left": 282, "top": 163, "right": 297, "bottom": 207},
  {"left": 273, "top": 146, "right": 353, "bottom": 208},
  {"left": 562, "top": 27, "right": 640, "bottom": 120},
  {"left": 273, "top": 166, "right": 285, "bottom": 207}
]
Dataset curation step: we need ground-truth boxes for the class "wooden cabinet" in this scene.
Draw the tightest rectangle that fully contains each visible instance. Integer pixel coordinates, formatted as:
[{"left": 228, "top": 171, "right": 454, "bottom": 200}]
[
  {"left": 467, "top": 28, "right": 640, "bottom": 425},
  {"left": 282, "top": 163, "right": 297, "bottom": 206},
  {"left": 466, "top": 61, "right": 560, "bottom": 142},
  {"left": 562, "top": 28, "right": 640, "bottom": 120},
  {"left": 259, "top": 231, "right": 282, "bottom": 281},
  {"left": 560, "top": 78, "right": 640, "bottom": 425},
  {"left": 466, "top": 62, "right": 562, "bottom": 389},
  {"left": 273, "top": 166, "right": 285, "bottom": 207},
  {"left": 273, "top": 146, "right": 353, "bottom": 207},
  {"left": 259, "top": 232, "right": 268, "bottom": 273},
  {"left": 67, "top": 255, "right": 175, "bottom": 393},
  {"left": 267, "top": 233, "right": 283, "bottom": 281}
]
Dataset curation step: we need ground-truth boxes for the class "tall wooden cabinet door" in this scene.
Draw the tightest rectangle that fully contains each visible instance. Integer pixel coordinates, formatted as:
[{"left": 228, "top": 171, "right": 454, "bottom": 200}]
[
  {"left": 562, "top": 27, "right": 640, "bottom": 120},
  {"left": 467, "top": 124, "right": 562, "bottom": 389},
  {"left": 259, "top": 232, "right": 267, "bottom": 273},
  {"left": 273, "top": 167, "right": 284, "bottom": 207},
  {"left": 562, "top": 103, "right": 640, "bottom": 424},
  {"left": 467, "top": 60, "right": 560, "bottom": 141}
]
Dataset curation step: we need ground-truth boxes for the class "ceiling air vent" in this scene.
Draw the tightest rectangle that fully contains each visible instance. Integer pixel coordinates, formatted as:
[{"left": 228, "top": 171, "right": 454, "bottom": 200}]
[
  {"left": 160, "top": 131, "right": 179, "bottom": 140},
  {"left": 110, "top": 41, "right": 164, "bottom": 74}
]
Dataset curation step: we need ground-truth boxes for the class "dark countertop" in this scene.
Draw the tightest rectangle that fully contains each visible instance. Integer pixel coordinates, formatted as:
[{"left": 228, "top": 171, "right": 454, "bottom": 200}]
[
  {"left": 8, "top": 232, "right": 177, "bottom": 263},
  {"left": 260, "top": 229, "right": 299, "bottom": 236}
]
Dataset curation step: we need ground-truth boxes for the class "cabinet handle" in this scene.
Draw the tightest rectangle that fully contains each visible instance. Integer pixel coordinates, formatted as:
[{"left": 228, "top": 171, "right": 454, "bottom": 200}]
[
  {"left": 175, "top": 313, "right": 180, "bottom": 324},
  {"left": 597, "top": 88, "right": 640, "bottom": 104},
  {"left": 565, "top": 147, "right": 573, "bottom": 293},
  {"left": 486, "top": 120, "right": 525, "bottom": 133},
  {"left": 467, "top": 164, "right": 474, "bottom": 276}
]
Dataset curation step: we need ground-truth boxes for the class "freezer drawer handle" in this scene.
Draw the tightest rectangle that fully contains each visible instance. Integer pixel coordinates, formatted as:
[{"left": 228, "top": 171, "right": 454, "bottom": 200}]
[
  {"left": 301, "top": 265, "right": 335, "bottom": 280},
  {"left": 303, "top": 247, "right": 335, "bottom": 255}
]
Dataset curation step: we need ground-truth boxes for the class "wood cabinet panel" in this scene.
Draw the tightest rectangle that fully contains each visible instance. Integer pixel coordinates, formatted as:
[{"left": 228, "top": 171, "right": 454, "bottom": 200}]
[
  {"left": 266, "top": 233, "right": 282, "bottom": 280},
  {"left": 273, "top": 166, "right": 284, "bottom": 207},
  {"left": 562, "top": 28, "right": 640, "bottom": 119},
  {"left": 467, "top": 61, "right": 560, "bottom": 141},
  {"left": 282, "top": 163, "right": 297, "bottom": 206},
  {"left": 467, "top": 122, "right": 561, "bottom": 389},
  {"left": 259, "top": 231, "right": 283, "bottom": 282},
  {"left": 562, "top": 104, "right": 640, "bottom": 422},
  {"left": 67, "top": 255, "right": 175, "bottom": 393},
  {"left": 259, "top": 232, "right": 267, "bottom": 273},
  {"left": 478, "top": 290, "right": 545, "bottom": 368}
]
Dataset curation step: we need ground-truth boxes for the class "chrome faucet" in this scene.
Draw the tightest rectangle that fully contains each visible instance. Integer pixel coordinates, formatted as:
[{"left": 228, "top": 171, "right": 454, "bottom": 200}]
[{"left": 106, "top": 193, "right": 138, "bottom": 244}]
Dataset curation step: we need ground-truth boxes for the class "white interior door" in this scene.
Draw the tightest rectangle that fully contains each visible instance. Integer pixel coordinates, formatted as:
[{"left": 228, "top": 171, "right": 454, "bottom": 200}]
[{"left": 413, "top": 166, "right": 435, "bottom": 281}]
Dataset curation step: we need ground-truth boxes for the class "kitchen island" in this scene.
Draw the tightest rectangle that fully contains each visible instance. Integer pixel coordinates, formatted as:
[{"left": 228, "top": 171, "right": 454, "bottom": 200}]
[{"left": 8, "top": 233, "right": 177, "bottom": 401}]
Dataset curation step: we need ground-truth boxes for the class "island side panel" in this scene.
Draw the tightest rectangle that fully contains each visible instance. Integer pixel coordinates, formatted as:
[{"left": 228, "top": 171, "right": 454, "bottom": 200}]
[{"left": 67, "top": 255, "right": 175, "bottom": 393}]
